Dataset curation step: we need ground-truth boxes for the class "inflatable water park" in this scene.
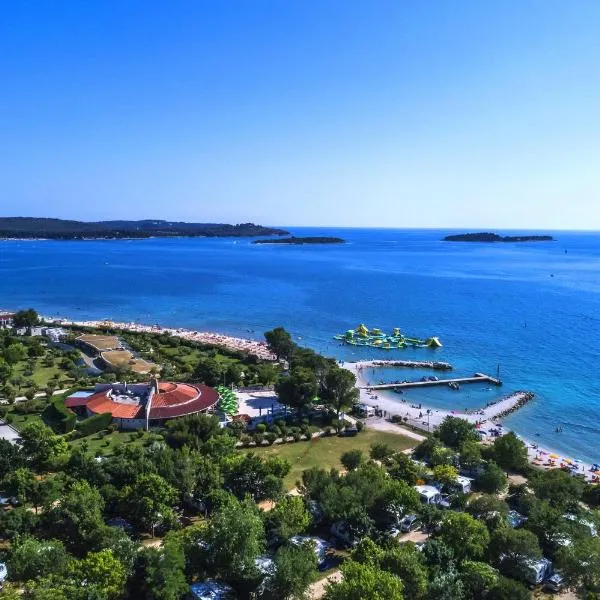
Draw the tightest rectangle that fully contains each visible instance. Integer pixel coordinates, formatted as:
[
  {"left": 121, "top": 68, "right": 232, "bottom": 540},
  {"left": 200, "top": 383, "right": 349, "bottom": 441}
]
[{"left": 334, "top": 324, "right": 442, "bottom": 350}]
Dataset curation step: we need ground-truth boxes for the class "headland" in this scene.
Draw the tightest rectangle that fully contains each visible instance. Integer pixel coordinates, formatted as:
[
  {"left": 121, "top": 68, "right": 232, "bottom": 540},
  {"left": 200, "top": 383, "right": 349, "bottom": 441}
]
[{"left": 0, "top": 217, "right": 288, "bottom": 240}]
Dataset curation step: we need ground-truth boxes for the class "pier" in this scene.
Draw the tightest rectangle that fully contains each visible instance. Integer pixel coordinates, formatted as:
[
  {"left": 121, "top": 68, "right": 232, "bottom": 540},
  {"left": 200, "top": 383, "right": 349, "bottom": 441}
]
[{"left": 362, "top": 372, "right": 501, "bottom": 390}]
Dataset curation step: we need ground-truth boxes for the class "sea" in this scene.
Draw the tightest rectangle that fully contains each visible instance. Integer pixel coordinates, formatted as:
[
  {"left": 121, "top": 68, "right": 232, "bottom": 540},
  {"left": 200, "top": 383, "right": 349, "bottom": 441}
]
[{"left": 2, "top": 228, "right": 599, "bottom": 463}]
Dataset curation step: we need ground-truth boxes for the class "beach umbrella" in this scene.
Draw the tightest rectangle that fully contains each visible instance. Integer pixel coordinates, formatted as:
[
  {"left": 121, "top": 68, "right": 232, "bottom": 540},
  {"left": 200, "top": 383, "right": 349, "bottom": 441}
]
[{"left": 550, "top": 454, "right": 559, "bottom": 459}]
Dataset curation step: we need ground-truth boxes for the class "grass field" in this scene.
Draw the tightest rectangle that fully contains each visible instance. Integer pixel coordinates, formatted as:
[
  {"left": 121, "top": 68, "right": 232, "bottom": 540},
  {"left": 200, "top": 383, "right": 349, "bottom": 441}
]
[
  {"left": 243, "top": 429, "right": 416, "bottom": 488},
  {"left": 101, "top": 350, "right": 157, "bottom": 374},
  {"left": 13, "top": 361, "right": 69, "bottom": 389},
  {"left": 77, "top": 334, "right": 120, "bottom": 351}
]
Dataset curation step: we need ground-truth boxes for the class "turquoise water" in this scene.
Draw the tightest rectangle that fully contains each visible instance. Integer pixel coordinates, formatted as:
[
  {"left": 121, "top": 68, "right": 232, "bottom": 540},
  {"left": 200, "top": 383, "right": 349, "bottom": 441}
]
[{"left": 1, "top": 228, "right": 599, "bottom": 462}]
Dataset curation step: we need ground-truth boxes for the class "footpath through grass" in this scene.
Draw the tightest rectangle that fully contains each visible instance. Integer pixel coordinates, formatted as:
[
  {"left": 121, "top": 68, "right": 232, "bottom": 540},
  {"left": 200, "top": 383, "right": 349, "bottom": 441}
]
[{"left": 243, "top": 429, "right": 416, "bottom": 488}]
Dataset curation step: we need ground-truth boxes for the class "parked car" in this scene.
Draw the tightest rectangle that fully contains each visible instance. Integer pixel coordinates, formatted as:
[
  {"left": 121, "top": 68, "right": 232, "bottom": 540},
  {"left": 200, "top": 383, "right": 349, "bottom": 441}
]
[
  {"left": 400, "top": 514, "right": 422, "bottom": 533},
  {"left": 544, "top": 573, "right": 565, "bottom": 593}
]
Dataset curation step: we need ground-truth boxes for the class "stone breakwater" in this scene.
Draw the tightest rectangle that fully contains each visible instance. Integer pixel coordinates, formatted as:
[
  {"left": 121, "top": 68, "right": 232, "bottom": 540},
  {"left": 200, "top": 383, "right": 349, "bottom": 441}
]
[
  {"left": 491, "top": 391, "right": 535, "bottom": 421},
  {"left": 350, "top": 359, "right": 453, "bottom": 371}
]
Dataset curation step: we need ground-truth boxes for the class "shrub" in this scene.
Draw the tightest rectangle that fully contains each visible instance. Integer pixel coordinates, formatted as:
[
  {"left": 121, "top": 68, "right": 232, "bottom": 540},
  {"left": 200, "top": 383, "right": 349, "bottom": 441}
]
[
  {"left": 41, "top": 398, "right": 76, "bottom": 433},
  {"left": 355, "top": 420, "right": 364, "bottom": 432},
  {"left": 253, "top": 433, "right": 265, "bottom": 445},
  {"left": 239, "top": 433, "right": 252, "bottom": 446},
  {"left": 76, "top": 412, "right": 113, "bottom": 436},
  {"left": 341, "top": 449, "right": 363, "bottom": 471},
  {"left": 293, "top": 432, "right": 302, "bottom": 442},
  {"left": 256, "top": 422, "right": 267, "bottom": 433},
  {"left": 265, "top": 432, "right": 277, "bottom": 445}
]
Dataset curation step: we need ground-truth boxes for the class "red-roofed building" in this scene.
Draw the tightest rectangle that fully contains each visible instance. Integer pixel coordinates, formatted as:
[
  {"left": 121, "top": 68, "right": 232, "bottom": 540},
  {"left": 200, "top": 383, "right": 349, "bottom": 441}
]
[{"left": 79, "top": 379, "right": 219, "bottom": 430}]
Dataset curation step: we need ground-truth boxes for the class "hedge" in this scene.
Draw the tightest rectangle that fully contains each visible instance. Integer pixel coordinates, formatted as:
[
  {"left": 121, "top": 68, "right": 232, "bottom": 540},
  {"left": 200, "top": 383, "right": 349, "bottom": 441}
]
[
  {"left": 42, "top": 398, "right": 76, "bottom": 433},
  {"left": 76, "top": 412, "right": 113, "bottom": 436}
]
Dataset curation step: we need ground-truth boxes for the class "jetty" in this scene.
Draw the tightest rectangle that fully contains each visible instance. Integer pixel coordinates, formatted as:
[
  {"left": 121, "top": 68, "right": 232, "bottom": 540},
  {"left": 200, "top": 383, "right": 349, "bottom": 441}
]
[
  {"left": 349, "top": 359, "right": 452, "bottom": 371},
  {"left": 362, "top": 372, "right": 501, "bottom": 390}
]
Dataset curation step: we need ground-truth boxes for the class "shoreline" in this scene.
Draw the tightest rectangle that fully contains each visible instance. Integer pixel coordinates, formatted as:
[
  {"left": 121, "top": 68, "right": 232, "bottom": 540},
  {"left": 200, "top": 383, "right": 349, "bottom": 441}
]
[
  {"left": 343, "top": 360, "right": 599, "bottom": 481},
  {"left": 42, "top": 316, "right": 276, "bottom": 361}
]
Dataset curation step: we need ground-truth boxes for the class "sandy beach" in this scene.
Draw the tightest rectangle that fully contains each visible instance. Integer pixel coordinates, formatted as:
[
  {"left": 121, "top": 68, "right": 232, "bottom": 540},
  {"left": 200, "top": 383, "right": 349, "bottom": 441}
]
[
  {"left": 44, "top": 317, "right": 276, "bottom": 361},
  {"left": 343, "top": 360, "right": 599, "bottom": 482}
]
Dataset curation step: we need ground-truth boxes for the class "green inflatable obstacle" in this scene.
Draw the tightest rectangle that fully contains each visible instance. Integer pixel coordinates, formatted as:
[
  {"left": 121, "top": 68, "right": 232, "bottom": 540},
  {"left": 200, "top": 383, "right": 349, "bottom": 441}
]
[{"left": 334, "top": 324, "right": 442, "bottom": 351}]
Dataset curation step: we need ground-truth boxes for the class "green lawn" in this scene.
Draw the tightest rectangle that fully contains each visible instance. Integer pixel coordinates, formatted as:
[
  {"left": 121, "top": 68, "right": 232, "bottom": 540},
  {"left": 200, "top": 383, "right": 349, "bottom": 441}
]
[
  {"left": 243, "top": 429, "right": 416, "bottom": 488},
  {"left": 14, "top": 362, "right": 69, "bottom": 388},
  {"left": 69, "top": 429, "right": 157, "bottom": 456}
]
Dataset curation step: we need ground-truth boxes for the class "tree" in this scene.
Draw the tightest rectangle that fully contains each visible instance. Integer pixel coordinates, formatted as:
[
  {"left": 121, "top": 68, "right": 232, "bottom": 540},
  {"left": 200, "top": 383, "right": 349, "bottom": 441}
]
[
  {"left": 438, "top": 512, "right": 490, "bottom": 562},
  {"left": 380, "top": 544, "right": 428, "bottom": 600},
  {"left": 265, "top": 495, "right": 311, "bottom": 541},
  {"left": 321, "top": 366, "right": 359, "bottom": 419},
  {"left": 123, "top": 473, "right": 178, "bottom": 536},
  {"left": 388, "top": 452, "right": 420, "bottom": 485},
  {"left": 436, "top": 416, "right": 478, "bottom": 450},
  {"left": 370, "top": 442, "right": 394, "bottom": 461},
  {"left": 143, "top": 533, "right": 188, "bottom": 600},
  {"left": 459, "top": 560, "right": 498, "bottom": 599},
  {"left": 18, "top": 420, "right": 70, "bottom": 467},
  {"left": 13, "top": 308, "right": 39, "bottom": 327},
  {"left": 341, "top": 450, "right": 363, "bottom": 471},
  {"left": 207, "top": 496, "right": 266, "bottom": 585},
  {"left": 275, "top": 368, "right": 317, "bottom": 414},
  {"left": 459, "top": 441, "right": 482, "bottom": 472},
  {"left": 0, "top": 506, "right": 39, "bottom": 539},
  {"left": 433, "top": 464, "right": 458, "bottom": 488},
  {"left": 486, "top": 576, "right": 531, "bottom": 600},
  {"left": 529, "top": 468, "right": 586, "bottom": 509},
  {"left": 77, "top": 549, "right": 126, "bottom": 600},
  {"left": 265, "top": 327, "right": 296, "bottom": 361},
  {"left": 263, "top": 542, "right": 317, "bottom": 600},
  {"left": 0, "top": 357, "right": 12, "bottom": 384},
  {"left": 2, "top": 467, "right": 36, "bottom": 505},
  {"left": 556, "top": 536, "right": 600, "bottom": 596},
  {"left": 427, "top": 567, "right": 466, "bottom": 600},
  {"left": 351, "top": 537, "right": 385, "bottom": 566},
  {"left": 223, "top": 453, "right": 289, "bottom": 501},
  {"left": 489, "top": 432, "right": 528, "bottom": 471},
  {"left": 323, "top": 560, "right": 404, "bottom": 600},
  {"left": 3, "top": 343, "right": 27, "bottom": 365},
  {"left": 42, "top": 480, "right": 105, "bottom": 555},
  {"left": 475, "top": 461, "right": 507, "bottom": 494},
  {"left": 466, "top": 495, "right": 509, "bottom": 531},
  {"left": 7, "top": 535, "right": 70, "bottom": 581},
  {"left": 488, "top": 528, "right": 541, "bottom": 581},
  {"left": 193, "top": 356, "right": 224, "bottom": 386}
]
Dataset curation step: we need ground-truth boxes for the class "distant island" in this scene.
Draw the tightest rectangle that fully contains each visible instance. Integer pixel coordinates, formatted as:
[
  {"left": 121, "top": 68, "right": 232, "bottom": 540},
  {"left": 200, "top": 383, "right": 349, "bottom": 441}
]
[
  {"left": 443, "top": 232, "right": 554, "bottom": 243},
  {"left": 0, "top": 217, "right": 288, "bottom": 240},
  {"left": 252, "top": 236, "right": 345, "bottom": 245}
]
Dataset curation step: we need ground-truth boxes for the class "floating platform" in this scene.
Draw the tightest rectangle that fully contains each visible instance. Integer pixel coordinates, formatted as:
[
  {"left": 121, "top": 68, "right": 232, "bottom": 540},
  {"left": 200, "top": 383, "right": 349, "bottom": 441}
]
[{"left": 335, "top": 324, "right": 442, "bottom": 350}]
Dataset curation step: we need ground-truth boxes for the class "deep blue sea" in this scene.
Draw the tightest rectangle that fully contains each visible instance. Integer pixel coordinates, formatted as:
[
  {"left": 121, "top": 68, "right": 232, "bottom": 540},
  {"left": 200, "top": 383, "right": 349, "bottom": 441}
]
[{"left": 2, "top": 228, "right": 599, "bottom": 463}]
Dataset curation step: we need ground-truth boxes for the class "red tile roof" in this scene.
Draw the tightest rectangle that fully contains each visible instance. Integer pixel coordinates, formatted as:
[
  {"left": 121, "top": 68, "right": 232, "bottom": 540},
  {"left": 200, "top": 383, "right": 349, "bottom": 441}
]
[
  {"left": 86, "top": 390, "right": 144, "bottom": 419},
  {"left": 149, "top": 383, "right": 219, "bottom": 419},
  {"left": 84, "top": 382, "right": 219, "bottom": 422},
  {"left": 65, "top": 396, "right": 92, "bottom": 408}
]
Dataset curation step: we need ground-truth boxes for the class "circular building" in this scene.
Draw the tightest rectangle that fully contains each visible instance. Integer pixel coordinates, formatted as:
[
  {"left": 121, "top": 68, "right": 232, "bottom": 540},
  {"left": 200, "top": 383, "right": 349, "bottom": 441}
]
[{"left": 83, "top": 379, "right": 219, "bottom": 430}]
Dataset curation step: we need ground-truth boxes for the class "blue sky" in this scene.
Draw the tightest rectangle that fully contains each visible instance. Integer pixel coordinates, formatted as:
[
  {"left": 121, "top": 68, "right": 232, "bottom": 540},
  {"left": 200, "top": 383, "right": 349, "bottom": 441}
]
[{"left": 1, "top": 1, "right": 599, "bottom": 228}]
